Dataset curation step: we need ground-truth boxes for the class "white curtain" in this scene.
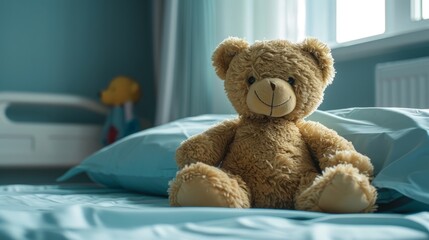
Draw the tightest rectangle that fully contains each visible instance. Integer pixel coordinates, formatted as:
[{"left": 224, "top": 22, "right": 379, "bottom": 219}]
[{"left": 154, "top": 0, "right": 304, "bottom": 125}]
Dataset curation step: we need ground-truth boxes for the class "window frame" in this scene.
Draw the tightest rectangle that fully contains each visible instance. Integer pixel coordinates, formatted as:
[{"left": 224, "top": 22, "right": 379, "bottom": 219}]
[{"left": 306, "top": 0, "right": 429, "bottom": 46}]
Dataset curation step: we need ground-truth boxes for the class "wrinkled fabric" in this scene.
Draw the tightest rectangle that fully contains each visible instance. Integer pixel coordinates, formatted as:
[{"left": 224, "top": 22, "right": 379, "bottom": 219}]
[
  {"left": 0, "top": 184, "right": 428, "bottom": 240},
  {"left": 307, "top": 108, "right": 429, "bottom": 207}
]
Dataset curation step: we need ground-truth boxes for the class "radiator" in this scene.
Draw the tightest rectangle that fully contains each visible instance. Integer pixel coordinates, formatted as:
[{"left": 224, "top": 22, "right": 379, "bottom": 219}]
[{"left": 375, "top": 57, "right": 429, "bottom": 108}]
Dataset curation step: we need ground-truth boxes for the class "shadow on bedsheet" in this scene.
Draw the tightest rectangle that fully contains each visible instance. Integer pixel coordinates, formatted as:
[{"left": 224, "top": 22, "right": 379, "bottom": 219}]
[
  {"left": 376, "top": 188, "right": 429, "bottom": 213},
  {"left": 0, "top": 168, "right": 92, "bottom": 185}
]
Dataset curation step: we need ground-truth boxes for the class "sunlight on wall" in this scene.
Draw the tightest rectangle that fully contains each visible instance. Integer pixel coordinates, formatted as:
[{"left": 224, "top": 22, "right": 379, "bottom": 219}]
[{"left": 336, "top": 0, "right": 385, "bottom": 43}]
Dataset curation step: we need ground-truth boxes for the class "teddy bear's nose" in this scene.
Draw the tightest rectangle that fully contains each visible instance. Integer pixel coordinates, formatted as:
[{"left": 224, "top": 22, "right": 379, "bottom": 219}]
[{"left": 270, "top": 82, "right": 276, "bottom": 91}]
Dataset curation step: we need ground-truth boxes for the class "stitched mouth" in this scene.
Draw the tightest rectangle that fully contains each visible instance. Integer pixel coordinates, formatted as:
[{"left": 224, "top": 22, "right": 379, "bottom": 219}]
[{"left": 254, "top": 90, "right": 291, "bottom": 108}]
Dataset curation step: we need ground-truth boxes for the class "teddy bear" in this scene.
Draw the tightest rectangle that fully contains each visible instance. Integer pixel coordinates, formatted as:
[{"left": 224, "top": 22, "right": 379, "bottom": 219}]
[
  {"left": 100, "top": 76, "right": 141, "bottom": 145},
  {"left": 168, "top": 37, "right": 377, "bottom": 213}
]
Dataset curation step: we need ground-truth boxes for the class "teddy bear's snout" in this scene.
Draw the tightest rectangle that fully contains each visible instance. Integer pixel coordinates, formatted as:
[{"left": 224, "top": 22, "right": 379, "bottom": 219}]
[{"left": 246, "top": 78, "right": 297, "bottom": 117}]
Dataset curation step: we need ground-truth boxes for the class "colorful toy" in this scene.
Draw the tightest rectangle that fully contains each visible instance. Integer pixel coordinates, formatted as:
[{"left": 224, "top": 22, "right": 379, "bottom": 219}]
[
  {"left": 168, "top": 37, "right": 377, "bottom": 213},
  {"left": 100, "top": 76, "right": 141, "bottom": 145}
]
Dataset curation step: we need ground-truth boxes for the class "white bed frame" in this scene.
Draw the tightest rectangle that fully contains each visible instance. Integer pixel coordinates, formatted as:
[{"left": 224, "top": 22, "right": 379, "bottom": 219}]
[{"left": 0, "top": 92, "right": 108, "bottom": 167}]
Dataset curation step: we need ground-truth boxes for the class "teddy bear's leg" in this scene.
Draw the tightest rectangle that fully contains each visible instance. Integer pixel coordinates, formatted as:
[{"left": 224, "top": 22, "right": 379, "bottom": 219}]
[
  {"left": 169, "top": 162, "right": 250, "bottom": 208},
  {"left": 295, "top": 164, "right": 377, "bottom": 213}
]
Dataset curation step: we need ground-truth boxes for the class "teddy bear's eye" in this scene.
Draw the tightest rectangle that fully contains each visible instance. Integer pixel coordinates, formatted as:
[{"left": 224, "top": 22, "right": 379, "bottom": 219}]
[
  {"left": 287, "top": 77, "right": 296, "bottom": 86},
  {"left": 247, "top": 76, "right": 256, "bottom": 85}
]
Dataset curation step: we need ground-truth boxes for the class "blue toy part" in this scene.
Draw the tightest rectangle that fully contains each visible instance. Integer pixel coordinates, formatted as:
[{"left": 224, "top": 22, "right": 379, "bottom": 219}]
[{"left": 101, "top": 106, "right": 141, "bottom": 145}]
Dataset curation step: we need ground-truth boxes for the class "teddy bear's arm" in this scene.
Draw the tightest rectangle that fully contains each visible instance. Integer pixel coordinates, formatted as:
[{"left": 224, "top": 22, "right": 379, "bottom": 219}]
[
  {"left": 297, "top": 120, "right": 374, "bottom": 177},
  {"left": 175, "top": 119, "right": 239, "bottom": 169}
]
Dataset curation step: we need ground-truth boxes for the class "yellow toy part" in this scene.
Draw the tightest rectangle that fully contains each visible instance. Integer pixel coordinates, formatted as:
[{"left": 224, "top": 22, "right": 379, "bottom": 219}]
[{"left": 101, "top": 76, "right": 141, "bottom": 106}]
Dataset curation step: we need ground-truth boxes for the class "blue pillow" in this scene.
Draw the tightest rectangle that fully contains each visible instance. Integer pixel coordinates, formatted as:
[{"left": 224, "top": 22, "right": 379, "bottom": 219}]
[
  {"left": 58, "top": 114, "right": 235, "bottom": 196},
  {"left": 307, "top": 108, "right": 429, "bottom": 211},
  {"left": 59, "top": 108, "right": 429, "bottom": 211}
]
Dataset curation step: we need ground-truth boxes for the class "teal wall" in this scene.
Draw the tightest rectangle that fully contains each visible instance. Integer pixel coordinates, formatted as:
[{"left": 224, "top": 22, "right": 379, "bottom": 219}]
[
  {"left": 2, "top": 1, "right": 427, "bottom": 120},
  {"left": 321, "top": 42, "right": 429, "bottom": 110},
  {"left": 0, "top": 0, "right": 155, "bottom": 126}
]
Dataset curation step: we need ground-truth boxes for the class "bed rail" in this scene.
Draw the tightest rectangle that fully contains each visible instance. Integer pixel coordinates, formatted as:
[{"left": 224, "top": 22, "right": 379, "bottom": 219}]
[{"left": 0, "top": 92, "right": 108, "bottom": 167}]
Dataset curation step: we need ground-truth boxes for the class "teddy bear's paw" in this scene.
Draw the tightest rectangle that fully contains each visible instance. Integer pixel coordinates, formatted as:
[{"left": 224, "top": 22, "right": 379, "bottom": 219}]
[
  {"left": 169, "top": 163, "right": 250, "bottom": 208},
  {"left": 317, "top": 166, "right": 377, "bottom": 213}
]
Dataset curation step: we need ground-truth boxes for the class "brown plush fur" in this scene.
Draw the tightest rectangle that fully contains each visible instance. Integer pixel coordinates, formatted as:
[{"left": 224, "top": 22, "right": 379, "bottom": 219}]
[{"left": 168, "top": 37, "right": 377, "bottom": 213}]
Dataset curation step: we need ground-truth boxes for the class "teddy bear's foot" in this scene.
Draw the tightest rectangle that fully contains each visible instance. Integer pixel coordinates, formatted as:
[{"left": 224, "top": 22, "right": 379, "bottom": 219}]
[
  {"left": 169, "top": 162, "right": 250, "bottom": 208},
  {"left": 296, "top": 164, "right": 377, "bottom": 213},
  {"left": 318, "top": 170, "right": 375, "bottom": 213}
]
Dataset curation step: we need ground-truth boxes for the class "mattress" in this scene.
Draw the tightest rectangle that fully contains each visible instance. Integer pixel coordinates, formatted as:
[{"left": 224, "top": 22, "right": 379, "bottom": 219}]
[{"left": 0, "top": 184, "right": 428, "bottom": 240}]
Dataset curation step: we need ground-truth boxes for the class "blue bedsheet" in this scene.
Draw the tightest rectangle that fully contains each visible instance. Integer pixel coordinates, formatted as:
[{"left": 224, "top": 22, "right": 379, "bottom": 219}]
[{"left": 0, "top": 184, "right": 428, "bottom": 240}]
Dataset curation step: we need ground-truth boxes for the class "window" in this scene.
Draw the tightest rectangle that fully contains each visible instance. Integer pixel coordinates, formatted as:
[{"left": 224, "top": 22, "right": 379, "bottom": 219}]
[
  {"left": 425, "top": 0, "right": 429, "bottom": 19},
  {"left": 336, "top": 0, "right": 385, "bottom": 43},
  {"left": 412, "top": 0, "right": 429, "bottom": 20},
  {"left": 306, "top": 0, "right": 429, "bottom": 45}
]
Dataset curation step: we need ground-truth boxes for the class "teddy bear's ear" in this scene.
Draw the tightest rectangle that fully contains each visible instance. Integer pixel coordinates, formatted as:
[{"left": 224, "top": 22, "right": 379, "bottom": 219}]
[
  {"left": 300, "top": 38, "right": 335, "bottom": 84},
  {"left": 212, "top": 37, "right": 249, "bottom": 80}
]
